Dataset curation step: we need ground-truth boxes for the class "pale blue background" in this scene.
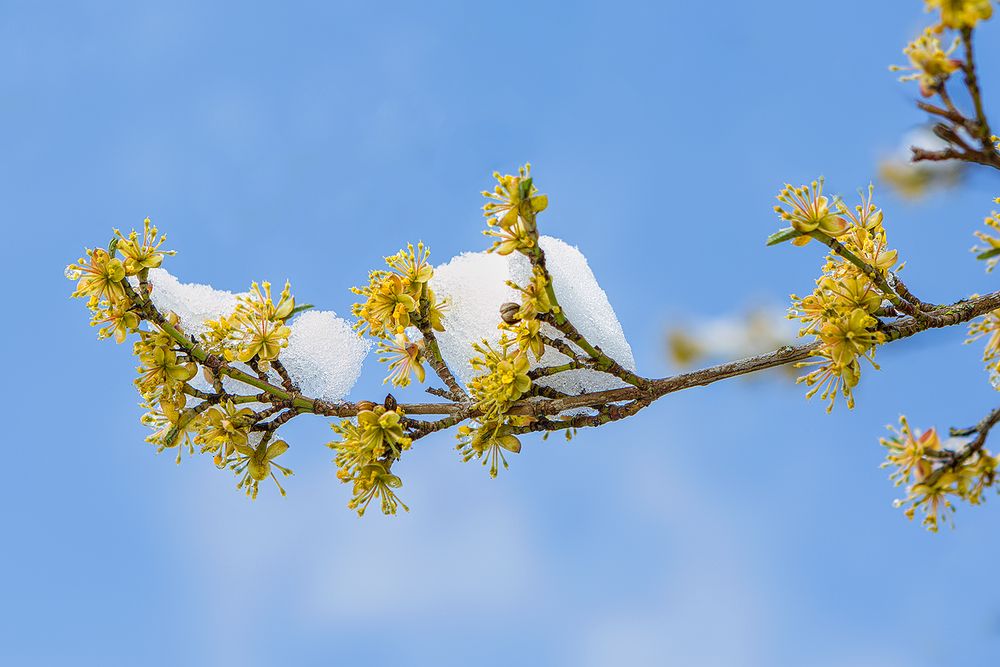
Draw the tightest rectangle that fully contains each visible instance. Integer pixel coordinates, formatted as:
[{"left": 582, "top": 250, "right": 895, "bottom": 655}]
[{"left": 4, "top": 1, "right": 1000, "bottom": 665}]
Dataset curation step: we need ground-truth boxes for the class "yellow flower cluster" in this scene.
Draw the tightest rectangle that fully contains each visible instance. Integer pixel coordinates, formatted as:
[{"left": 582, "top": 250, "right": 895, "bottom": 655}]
[
  {"left": 469, "top": 336, "right": 532, "bottom": 422},
  {"left": 453, "top": 166, "right": 558, "bottom": 476},
  {"left": 882, "top": 416, "right": 998, "bottom": 531},
  {"left": 925, "top": 0, "right": 993, "bottom": 30},
  {"left": 133, "top": 326, "right": 197, "bottom": 406},
  {"left": 195, "top": 400, "right": 254, "bottom": 462},
  {"left": 967, "top": 202, "right": 1000, "bottom": 388},
  {"left": 66, "top": 222, "right": 198, "bottom": 459},
  {"left": 201, "top": 281, "right": 296, "bottom": 369},
  {"left": 891, "top": 28, "right": 960, "bottom": 95},
  {"left": 329, "top": 405, "right": 412, "bottom": 516},
  {"left": 352, "top": 243, "right": 447, "bottom": 387},
  {"left": 773, "top": 179, "right": 849, "bottom": 245},
  {"left": 482, "top": 163, "right": 548, "bottom": 256},
  {"left": 784, "top": 185, "right": 899, "bottom": 411},
  {"left": 130, "top": 323, "right": 203, "bottom": 459},
  {"left": 193, "top": 398, "right": 295, "bottom": 499},
  {"left": 972, "top": 197, "right": 1000, "bottom": 272},
  {"left": 456, "top": 336, "right": 534, "bottom": 476},
  {"left": 186, "top": 319, "right": 296, "bottom": 496},
  {"left": 67, "top": 220, "right": 298, "bottom": 497},
  {"left": 66, "top": 217, "right": 171, "bottom": 340},
  {"left": 352, "top": 243, "right": 441, "bottom": 337},
  {"left": 968, "top": 310, "right": 1000, "bottom": 389}
]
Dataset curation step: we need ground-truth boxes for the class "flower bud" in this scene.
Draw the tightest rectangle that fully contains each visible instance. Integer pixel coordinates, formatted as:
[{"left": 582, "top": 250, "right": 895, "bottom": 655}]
[{"left": 500, "top": 302, "right": 521, "bottom": 324}]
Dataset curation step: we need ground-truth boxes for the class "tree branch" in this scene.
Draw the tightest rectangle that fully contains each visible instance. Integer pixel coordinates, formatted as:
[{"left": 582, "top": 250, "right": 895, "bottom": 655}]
[
  {"left": 316, "top": 289, "right": 1000, "bottom": 426},
  {"left": 919, "top": 405, "right": 1000, "bottom": 487}
]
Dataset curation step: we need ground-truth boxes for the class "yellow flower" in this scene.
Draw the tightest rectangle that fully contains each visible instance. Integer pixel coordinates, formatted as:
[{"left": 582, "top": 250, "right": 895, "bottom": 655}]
[
  {"left": 196, "top": 400, "right": 255, "bottom": 459},
  {"left": 956, "top": 450, "right": 997, "bottom": 504},
  {"left": 819, "top": 308, "right": 883, "bottom": 367},
  {"left": 838, "top": 185, "right": 885, "bottom": 233},
  {"left": 199, "top": 312, "right": 238, "bottom": 356},
  {"left": 113, "top": 217, "right": 174, "bottom": 275},
  {"left": 925, "top": 0, "right": 993, "bottom": 30},
  {"left": 509, "top": 267, "right": 555, "bottom": 320},
  {"left": 881, "top": 416, "right": 941, "bottom": 486},
  {"left": 456, "top": 422, "right": 522, "bottom": 478},
  {"left": 830, "top": 187, "right": 900, "bottom": 274},
  {"left": 357, "top": 407, "right": 412, "bottom": 459},
  {"left": 232, "top": 317, "right": 291, "bottom": 364},
  {"left": 902, "top": 476, "right": 958, "bottom": 532},
  {"left": 892, "top": 28, "right": 960, "bottom": 96},
  {"left": 510, "top": 318, "right": 545, "bottom": 361},
  {"left": 774, "top": 180, "right": 849, "bottom": 244},
  {"left": 425, "top": 288, "right": 448, "bottom": 332},
  {"left": 230, "top": 281, "right": 295, "bottom": 364},
  {"left": 352, "top": 273, "right": 418, "bottom": 337},
  {"left": 329, "top": 419, "right": 368, "bottom": 480},
  {"left": 66, "top": 247, "right": 128, "bottom": 304},
  {"left": 135, "top": 345, "right": 197, "bottom": 398},
  {"left": 233, "top": 438, "right": 292, "bottom": 499},
  {"left": 789, "top": 289, "right": 840, "bottom": 337},
  {"left": 140, "top": 400, "right": 196, "bottom": 461},
  {"left": 486, "top": 216, "right": 536, "bottom": 256},
  {"left": 347, "top": 463, "right": 408, "bottom": 516},
  {"left": 482, "top": 163, "right": 548, "bottom": 230},
  {"left": 241, "top": 280, "right": 296, "bottom": 321},
  {"left": 972, "top": 198, "right": 1000, "bottom": 272},
  {"left": 377, "top": 333, "right": 426, "bottom": 387},
  {"left": 796, "top": 351, "right": 863, "bottom": 412},
  {"left": 821, "top": 275, "right": 883, "bottom": 315},
  {"left": 386, "top": 242, "right": 434, "bottom": 287},
  {"left": 789, "top": 274, "right": 882, "bottom": 341},
  {"left": 968, "top": 309, "right": 1000, "bottom": 388},
  {"left": 90, "top": 298, "right": 141, "bottom": 343},
  {"left": 795, "top": 304, "right": 884, "bottom": 412}
]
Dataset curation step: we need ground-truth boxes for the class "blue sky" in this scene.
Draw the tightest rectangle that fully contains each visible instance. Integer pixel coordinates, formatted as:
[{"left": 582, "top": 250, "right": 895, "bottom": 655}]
[{"left": 4, "top": 1, "right": 1000, "bottom": 665}]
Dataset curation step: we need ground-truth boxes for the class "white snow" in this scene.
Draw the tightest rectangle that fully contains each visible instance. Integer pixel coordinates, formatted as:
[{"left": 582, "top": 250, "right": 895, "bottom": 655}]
[
  {"left": 431, "top": 236, "right": 636, "bottom": 395},
  {"left": 145, "top": 268, "right": 244, "bottom": 337},
  {"left": 281, "top": 310, "right": 370, "bottom": 402},
  {"left": 143, "top": 269, "right": 368, "bottom": 401},
  {"left": 140, "top": 239, "right": 632, "bottom": 406},
  {"left": 428, "top": 250, "right": 515, "bottom": 387}
]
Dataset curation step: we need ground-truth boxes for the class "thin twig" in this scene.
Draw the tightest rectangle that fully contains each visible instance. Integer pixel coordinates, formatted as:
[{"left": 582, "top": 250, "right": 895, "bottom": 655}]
[{"left": 415, "top": 297, "right": 467, "bottom": 400}]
